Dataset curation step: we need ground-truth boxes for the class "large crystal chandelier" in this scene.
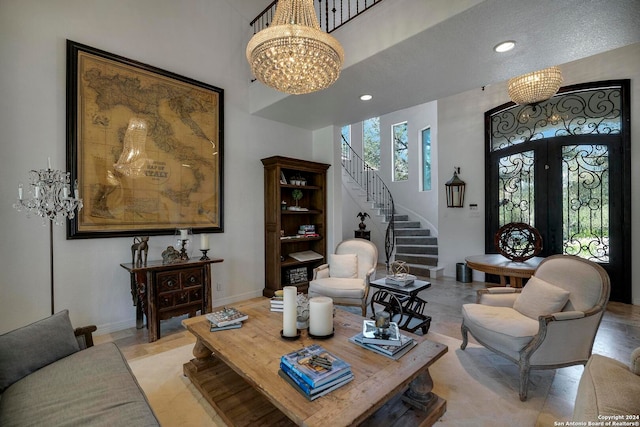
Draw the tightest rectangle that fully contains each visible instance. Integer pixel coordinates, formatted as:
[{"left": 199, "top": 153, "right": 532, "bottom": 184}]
[
  {"left": 508, "top": 66, "right": 563, "bottom": 105},
  {"left": 246, "top": 0, "right": 345, "bottom": 95}
]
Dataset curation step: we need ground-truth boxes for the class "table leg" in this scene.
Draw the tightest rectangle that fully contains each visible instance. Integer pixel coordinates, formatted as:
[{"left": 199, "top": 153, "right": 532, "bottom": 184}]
[
  {"left": 133, "top": 271, "right": 148, "bottom": 330},
  {"left": 193, "top": 337, "right": 213, "bottom": 359},
  {"left": 402, "top": 368, "right": 439, "bottom": 412}
]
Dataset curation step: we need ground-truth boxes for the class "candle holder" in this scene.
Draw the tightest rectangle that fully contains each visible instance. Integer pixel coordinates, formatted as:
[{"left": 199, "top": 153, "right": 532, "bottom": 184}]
[
  {"left": 179, "top": 239, "right": 189, "bottom": 261},
  {"left": 174, "top": 228, "right": 193, "bottom": 261},
  {"left": 199, "top": 249, "right": 210, "bottom": 260}
]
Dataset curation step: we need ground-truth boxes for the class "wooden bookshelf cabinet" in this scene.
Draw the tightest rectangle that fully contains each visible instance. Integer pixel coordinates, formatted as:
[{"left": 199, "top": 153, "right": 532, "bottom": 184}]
[{"left": 261, "top": 156, "right": 330, "bottom": 297}]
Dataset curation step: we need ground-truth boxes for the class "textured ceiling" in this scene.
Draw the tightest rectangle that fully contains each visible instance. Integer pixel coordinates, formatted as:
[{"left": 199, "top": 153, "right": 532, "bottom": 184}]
[{"left": 237, "top": 0, "right": 640, "bottom": 130}]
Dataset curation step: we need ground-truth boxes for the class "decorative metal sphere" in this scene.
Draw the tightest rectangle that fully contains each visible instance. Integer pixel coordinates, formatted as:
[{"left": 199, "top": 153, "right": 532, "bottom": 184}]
[
  {"left": 494, "top": 222, "right": 543, "bottom": 262},
  {"left": 390, "top": 260, "right": 410, "bottom": 277}
]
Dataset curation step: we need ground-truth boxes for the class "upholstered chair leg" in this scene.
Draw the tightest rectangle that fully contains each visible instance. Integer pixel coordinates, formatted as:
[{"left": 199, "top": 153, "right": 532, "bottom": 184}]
[
  {"left": 519, "top": 363, "right": 530, "bottom": 401},
  {"left": 460, "top": 323, "right": 468, "bottom": 350},
  {"left": 361, "top": 302, "right": 366, "bottom": 317}
]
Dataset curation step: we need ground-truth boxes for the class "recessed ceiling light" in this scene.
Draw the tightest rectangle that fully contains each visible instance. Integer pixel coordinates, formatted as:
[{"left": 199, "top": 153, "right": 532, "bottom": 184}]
[
  {"left": 360, "top": 94, "right": 372, "bottom": 101},
  {"left": 494, "top": 40, "right": 516, "bottom": 53}
]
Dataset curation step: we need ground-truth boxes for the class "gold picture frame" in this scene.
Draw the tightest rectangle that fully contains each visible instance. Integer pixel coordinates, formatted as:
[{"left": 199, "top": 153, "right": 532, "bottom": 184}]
[{"left": 66, "top": 40, "right": 224, "bottom": 238}]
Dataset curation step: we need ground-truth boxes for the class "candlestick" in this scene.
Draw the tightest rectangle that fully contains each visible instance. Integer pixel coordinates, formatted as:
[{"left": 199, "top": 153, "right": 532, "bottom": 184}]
[
  {"left": 200, "top": 233, "right": 209, "bottom": 250},
  {"left": 199, "top": 249, "right": 210, "bottom": 260},
  {"left": 309, "top": 296, "right": 333, "bottom": 337},
  {"left": 282, "top": 286, "right": 298, "bottom": 338}
]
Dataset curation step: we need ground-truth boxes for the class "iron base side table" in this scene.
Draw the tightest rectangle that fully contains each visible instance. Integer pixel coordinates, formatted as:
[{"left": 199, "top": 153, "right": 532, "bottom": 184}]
[{"left": 369, "top": 278, "right": 432, "bottom": 334}]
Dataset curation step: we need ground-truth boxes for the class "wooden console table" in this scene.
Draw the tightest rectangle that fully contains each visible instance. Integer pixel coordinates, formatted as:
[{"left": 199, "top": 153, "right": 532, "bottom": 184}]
[
  {"left": 465, "top": 254, "right": 543, "bottom": 288},
  {"left": 120, "top": 257, "right": 223, "bottom": 342}
]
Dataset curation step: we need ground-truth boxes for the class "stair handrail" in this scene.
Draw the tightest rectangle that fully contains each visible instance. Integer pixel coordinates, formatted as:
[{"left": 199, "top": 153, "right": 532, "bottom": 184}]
[{"left": 341, "top": 137, "right": 394, "bottom": 271}]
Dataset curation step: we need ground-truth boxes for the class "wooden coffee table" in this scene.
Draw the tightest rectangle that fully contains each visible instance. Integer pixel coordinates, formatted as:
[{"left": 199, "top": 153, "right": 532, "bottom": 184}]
[{"left": 182, "top": 297, "right": 448, "bottom": 426}]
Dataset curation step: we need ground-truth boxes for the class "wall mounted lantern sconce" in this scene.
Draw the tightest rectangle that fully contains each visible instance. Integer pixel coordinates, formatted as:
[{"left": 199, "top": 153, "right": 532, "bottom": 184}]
[{"left": 445, "top": 167, "right": 465, "bottom": 208}]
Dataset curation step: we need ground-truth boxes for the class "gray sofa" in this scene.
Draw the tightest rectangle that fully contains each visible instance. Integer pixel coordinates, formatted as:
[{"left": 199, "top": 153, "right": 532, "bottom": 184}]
[
  {"left": 573, "top": 347, "right": 640, "bottom": 421},
  {"left": 0, "top": 310, "right": 159, "bottom": 426}
]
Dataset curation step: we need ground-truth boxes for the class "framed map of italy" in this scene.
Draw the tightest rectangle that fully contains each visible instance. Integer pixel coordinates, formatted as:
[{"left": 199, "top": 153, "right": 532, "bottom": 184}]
[{"left": 66, "top": 40, "right": 224, "bottom": 238}]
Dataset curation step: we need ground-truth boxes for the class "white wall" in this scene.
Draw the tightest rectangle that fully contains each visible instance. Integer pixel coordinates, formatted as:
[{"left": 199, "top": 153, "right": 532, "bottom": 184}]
[
  {"left": 437, "top": 43, "right": 640, "bottom": 305},
  {"left": 380, "top": 102, "right": 439, "bottom": 234},
  {"left": 0, "top": 0, "right": 315, "bottom": 333}
]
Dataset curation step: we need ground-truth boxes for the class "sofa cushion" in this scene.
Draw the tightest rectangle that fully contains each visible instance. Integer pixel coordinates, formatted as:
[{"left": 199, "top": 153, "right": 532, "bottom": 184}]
[
  {"left": 513, "top": 276, "right": 570, "bottom": 319},
  {"left": 328, "top": 253, "right": 358, "bottom": 278},
  {"left": 462, "top": 304, "right": 538, "bottom": 353},
  {"left": 0, "top": 310, "right": 79, "bottom": 393},
  {"left": 0, "top": 342, "right": 159, "bottom": 426}
]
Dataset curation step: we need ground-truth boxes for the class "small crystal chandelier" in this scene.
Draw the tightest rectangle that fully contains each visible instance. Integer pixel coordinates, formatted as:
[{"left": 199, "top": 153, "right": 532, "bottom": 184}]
[
  {"left": 508, "top": 66, "right": 563, "bottom": 105},
  {"left": 246, "top": 0, "right": 345, "bottom": 95}
]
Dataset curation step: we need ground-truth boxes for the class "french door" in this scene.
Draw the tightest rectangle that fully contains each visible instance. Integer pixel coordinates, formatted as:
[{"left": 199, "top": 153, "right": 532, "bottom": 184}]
[{"left": 485, "top": 81, "right": 631, "bottom": 302}]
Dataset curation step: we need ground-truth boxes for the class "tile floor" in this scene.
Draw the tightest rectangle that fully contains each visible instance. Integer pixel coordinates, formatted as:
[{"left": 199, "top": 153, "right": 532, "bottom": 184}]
[{"left": 95, "top": 271, "right": 640, "bottom": 422}]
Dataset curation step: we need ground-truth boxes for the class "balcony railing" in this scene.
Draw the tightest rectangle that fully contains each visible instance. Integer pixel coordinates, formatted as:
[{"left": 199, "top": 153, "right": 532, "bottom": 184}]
[{"left": 250, "top": 0, "right": 384, "bottom": 34}]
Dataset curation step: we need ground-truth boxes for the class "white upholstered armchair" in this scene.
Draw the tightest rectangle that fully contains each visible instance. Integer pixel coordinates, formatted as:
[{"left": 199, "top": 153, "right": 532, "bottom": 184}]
[
  {"left": 308, "top": 238, "right": 378, "bottom": 316},
  {"left": 461, "top": 254, "right": 610, "bottom": 401}
]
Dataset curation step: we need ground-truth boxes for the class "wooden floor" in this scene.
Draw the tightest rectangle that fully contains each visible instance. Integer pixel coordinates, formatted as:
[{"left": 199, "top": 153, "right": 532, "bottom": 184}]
[{"left": 95, "top": 270, "right": 640, "bottom": 420}]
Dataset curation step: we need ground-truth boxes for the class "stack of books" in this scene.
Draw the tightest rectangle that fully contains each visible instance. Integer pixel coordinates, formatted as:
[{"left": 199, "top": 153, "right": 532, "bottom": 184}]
[
  {"left": 270, "top": 296, "right": 284, "bottom": 312},
  {"left": 385, "top": 274, "right": 416, "bottom": 287},
  {"left": 349, "top": 320, "right": 416, "bottom": 360},
  {"left": 279, "top": 344, "right": 353, "bottom": 401},
  {"left": 297, "top": 224, "right": 317, "bottom": 236},
  {"left": 205, "top": 307, "right": 248, "bottom": 331}
]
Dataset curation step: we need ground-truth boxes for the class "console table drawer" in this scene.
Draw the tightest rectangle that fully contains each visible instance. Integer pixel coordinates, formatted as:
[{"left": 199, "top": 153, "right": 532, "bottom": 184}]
[
  {"left": 157, "top": 268, "right": 204, "bottom": 293},
  {"left": 159, "top": 289, "right": 203, "bottom": 310}
]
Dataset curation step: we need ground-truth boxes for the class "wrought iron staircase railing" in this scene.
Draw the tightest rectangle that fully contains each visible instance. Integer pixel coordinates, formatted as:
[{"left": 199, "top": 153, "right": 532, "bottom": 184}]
[
  {"left": 341, "top": 137, "right": 395, "bottom": 270},
  {"left": 250, "top": 0, "right": 384, "bottom": 34}
]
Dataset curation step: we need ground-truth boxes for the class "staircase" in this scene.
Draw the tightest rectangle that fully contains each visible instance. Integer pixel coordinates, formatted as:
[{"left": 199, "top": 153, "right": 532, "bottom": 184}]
[
  {"left": 392, "top": 215, "right": 439, "bottom": 277},
  {"left": 341, "top": 139, "right": 441, "bottom": 277}
]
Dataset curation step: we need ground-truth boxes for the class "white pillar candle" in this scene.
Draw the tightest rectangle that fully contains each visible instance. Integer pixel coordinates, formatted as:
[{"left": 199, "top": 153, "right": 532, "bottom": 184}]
[
  {"left": 180, "top": 229, "right": 188, "bottom": 240},
  {"left": 47, "top": 157, "right": 51, "bottom": 170},
  {"left": 309, "top": 296, "right": 333, "bottom": 336},
  {"left": 63, "top": 186, "right": 69, "bottom": 198},
  {"left": 18, "top": 184, "right": 23, "bottom": 200},
  {"left": 200, "top": 233, "right": 209, "bottom": 250},
  {"left": 282, "top": 286, "right": 298, "bottom": 337}
]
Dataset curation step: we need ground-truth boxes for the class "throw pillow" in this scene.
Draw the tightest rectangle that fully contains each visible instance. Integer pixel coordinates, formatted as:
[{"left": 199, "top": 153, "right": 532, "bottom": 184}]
[
  {"left": 329, "top": 253, "right": 358, "bottom": 278},
  {"left": 0, "top": 310, "right": 80, "bottom": 393},
  {"left": 513, "top": 276, "right": 571, "bottom": 320}
]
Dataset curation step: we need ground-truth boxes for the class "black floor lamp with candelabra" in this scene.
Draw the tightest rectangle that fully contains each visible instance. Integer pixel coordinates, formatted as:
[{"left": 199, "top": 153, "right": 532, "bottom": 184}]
[{"left": 13, "top": 158, "right": 83, "bottom": 315}]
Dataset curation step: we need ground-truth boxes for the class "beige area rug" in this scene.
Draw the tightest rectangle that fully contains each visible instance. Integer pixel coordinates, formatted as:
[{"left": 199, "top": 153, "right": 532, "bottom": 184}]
[{"left": 128, "top": 333, "right": 555, "bottom": 427}]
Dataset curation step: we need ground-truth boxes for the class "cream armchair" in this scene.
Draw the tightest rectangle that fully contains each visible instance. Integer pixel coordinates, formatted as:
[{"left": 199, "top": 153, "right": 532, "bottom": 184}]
[
  {"left": 308, "top": 238, "right": 378, "bottom": 316},
  {"left": 461, "top": 254, "right": 610, "bottom": 401}
]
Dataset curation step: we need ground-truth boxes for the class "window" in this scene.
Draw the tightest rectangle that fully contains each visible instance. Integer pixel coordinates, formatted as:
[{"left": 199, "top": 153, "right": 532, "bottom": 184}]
[
  {"left": 341, "top": 125, "right": 351, "bottom": 160},
  {"left": 421, "top": 127, "right": 431, "bottom": 191},
  {"left": 363, "top": 117, "right": 380, "bottom": 170},
  {"left": 392, "top": 121, "right": 408, "bottom": 181}
]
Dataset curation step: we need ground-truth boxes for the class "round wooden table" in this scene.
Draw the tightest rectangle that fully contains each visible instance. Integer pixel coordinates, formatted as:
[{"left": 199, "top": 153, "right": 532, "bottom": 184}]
[{"left": 465, "top": 254, "right": 544, "bottom": 287}]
